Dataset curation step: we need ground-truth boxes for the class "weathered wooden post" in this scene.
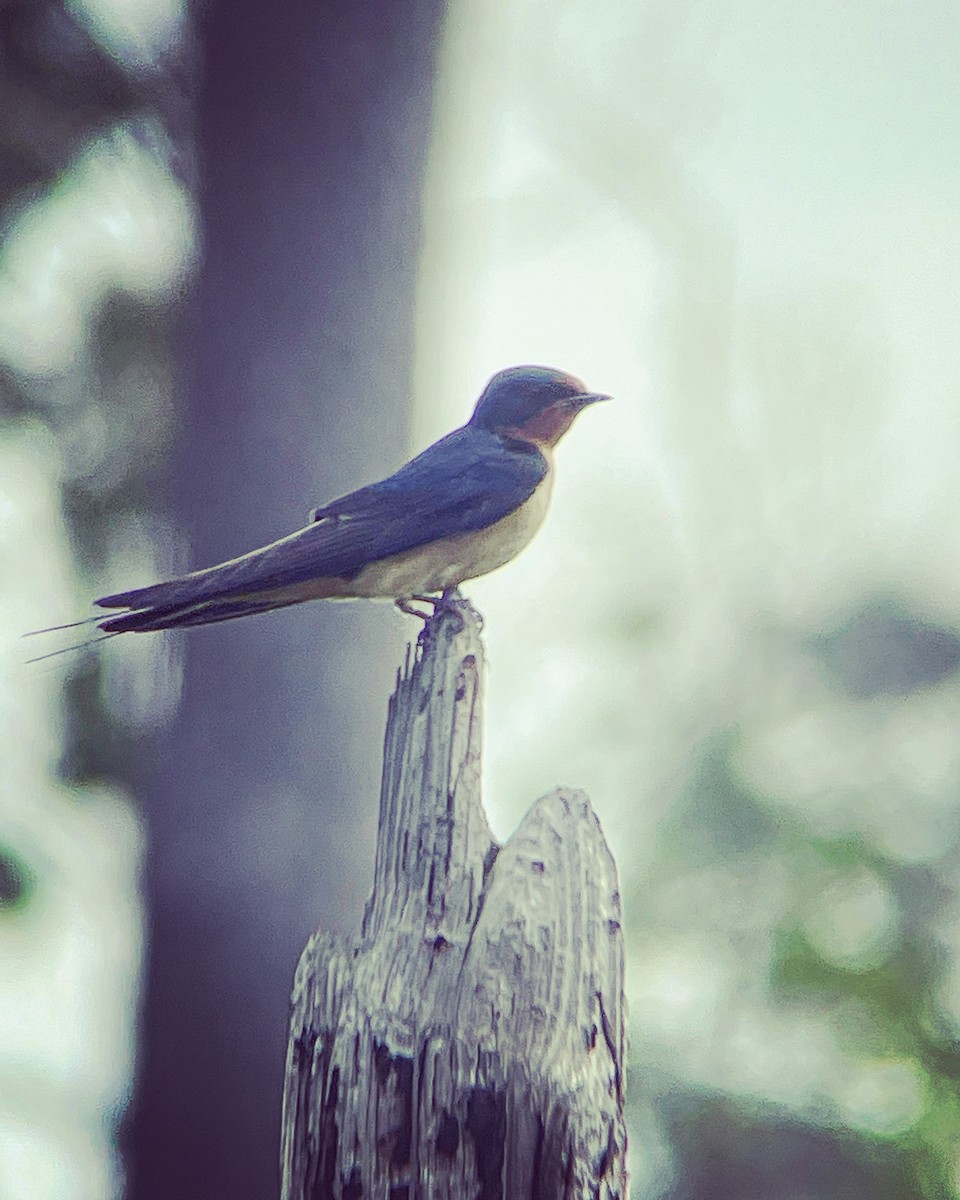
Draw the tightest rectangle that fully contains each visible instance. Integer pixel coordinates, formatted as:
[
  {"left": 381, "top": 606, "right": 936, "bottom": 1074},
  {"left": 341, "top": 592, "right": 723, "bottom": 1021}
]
[{"left": 280, "top": 592, "right": 627, "bottom": 1198}]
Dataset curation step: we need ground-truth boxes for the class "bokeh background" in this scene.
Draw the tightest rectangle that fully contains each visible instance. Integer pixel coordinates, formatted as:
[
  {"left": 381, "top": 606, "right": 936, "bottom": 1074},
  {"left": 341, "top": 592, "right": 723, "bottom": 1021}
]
[{"left": 3, "top": 1, "right": 960, "bottom": 1197}]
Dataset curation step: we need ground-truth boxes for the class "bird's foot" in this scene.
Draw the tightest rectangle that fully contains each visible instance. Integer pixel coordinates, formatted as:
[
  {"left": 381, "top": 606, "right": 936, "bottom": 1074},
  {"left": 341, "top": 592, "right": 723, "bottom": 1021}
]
[
  {"left": 395, "top": 588, "right": 466, "bottom": 631},
  {"left": 395, "top": 595, "right": 435, "bottom": 621}
]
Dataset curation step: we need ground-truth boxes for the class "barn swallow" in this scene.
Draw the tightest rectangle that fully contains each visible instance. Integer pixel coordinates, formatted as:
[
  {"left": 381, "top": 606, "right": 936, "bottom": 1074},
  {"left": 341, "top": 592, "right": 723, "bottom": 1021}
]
[{"left": 43, "top": 366, "right": 608, "bottom": 644}]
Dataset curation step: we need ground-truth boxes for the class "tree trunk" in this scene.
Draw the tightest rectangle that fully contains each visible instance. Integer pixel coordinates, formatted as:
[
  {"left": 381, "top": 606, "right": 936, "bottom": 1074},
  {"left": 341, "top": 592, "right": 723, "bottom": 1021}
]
[
  {"left": 129, "top": 5, "right": 446, "bottom": 1196},
  {"left": 281, "top": 595, "right": 627, "bottom": 1199}
]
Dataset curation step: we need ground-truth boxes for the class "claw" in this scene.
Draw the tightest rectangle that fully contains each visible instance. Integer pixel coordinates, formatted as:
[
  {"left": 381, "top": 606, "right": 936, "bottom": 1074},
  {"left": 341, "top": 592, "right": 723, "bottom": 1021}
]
[
  {"left": 395, "top": 596, "right": 434, "bottom": 620},
  {"left": 394, "top": 588, "right": 466, "bottom": 631}
]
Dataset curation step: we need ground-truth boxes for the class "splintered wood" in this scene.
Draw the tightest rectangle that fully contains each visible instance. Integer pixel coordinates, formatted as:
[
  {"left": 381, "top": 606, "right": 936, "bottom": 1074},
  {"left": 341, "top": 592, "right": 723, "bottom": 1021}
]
[{"left": 281, "top": 594, "right": 626, "bottom": 1199}]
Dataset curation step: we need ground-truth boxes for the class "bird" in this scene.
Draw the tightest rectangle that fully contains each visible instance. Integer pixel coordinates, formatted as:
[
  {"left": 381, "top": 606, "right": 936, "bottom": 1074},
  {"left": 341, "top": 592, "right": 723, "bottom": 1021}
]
[{"left": 35, "top": 365, "right": 609, "bottom": 649}]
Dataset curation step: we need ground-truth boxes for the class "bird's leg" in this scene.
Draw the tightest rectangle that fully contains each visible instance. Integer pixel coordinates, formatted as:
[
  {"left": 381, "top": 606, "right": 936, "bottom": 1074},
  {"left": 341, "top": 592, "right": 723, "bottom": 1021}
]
[
  {"left": 434, "top": 586, "right": 464, "bottom": 620},
  {"left": 394, "top": 588, "right": 466, "bottom": 630},
  {"left": 427, "top": 587, "right": 467, "bottom": 631}
]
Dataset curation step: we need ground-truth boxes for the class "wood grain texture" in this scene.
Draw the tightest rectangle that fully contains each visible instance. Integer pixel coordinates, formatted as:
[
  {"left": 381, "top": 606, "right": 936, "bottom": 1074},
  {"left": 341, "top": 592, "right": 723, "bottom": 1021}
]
[{"left": 281, "top": 594, "right": 627, "bottom": 1199}]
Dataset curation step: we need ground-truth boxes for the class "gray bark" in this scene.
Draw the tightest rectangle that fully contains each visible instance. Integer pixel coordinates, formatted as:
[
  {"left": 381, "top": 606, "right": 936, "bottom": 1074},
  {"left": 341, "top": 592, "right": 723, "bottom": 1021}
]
[{"left": 281, "top": 595, "right": 627, "bottom": 1199}]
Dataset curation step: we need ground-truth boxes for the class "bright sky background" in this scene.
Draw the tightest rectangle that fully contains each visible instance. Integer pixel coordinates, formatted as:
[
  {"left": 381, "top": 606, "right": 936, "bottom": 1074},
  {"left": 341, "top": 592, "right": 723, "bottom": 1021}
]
[{"left": 414, "top": 0, "right": 960, "bottom": 816}]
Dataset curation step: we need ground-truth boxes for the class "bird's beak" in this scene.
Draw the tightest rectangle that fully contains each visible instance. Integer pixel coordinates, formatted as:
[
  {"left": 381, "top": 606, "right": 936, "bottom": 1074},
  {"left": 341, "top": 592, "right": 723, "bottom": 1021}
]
[{"left": 571, "top": 391, "right": 612, "bottom": 408}]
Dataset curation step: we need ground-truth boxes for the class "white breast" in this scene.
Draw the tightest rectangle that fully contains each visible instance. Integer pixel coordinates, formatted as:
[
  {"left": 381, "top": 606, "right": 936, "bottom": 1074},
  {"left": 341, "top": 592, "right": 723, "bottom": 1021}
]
[{"left": 351, "top": 466, "right": 555, "bottom": 598}]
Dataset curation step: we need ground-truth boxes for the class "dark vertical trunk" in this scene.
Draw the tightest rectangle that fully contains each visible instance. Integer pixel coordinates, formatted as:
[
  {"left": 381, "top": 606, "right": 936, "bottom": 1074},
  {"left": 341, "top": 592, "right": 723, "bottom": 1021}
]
[{"left": 127, "top": 4, "right": 446, "bottom": 1197}]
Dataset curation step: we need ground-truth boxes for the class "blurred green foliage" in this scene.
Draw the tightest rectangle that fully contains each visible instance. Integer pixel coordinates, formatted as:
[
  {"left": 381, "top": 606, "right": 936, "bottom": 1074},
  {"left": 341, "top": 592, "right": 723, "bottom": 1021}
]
[{"left": 636, "top": 682, "right": 960, "bottom": 1198}]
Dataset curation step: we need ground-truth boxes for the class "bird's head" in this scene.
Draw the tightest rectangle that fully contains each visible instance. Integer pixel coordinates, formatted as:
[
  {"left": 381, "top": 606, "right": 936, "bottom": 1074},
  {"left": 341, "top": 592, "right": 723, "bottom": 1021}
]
[{"left": 468, "top": 365, "right": 610, "bottom": 447}]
